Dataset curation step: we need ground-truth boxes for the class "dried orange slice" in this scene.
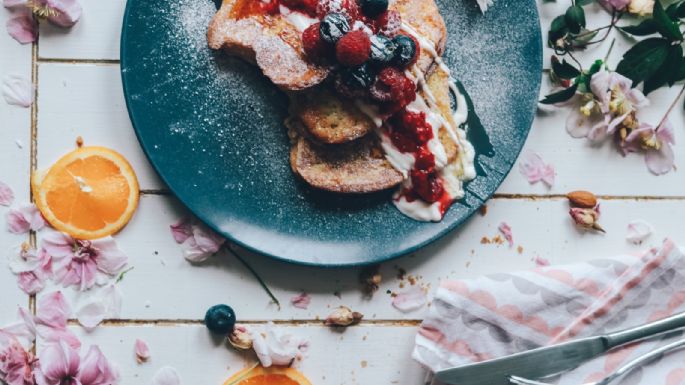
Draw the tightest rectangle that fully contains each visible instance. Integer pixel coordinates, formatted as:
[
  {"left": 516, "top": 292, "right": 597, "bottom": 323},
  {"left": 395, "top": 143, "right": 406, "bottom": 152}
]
[
  {"left": 223, "top": 366, "right": 312, "bottom": 385},
  {"left": 32, "top": 146, "right": 140, "bottom": 240}
]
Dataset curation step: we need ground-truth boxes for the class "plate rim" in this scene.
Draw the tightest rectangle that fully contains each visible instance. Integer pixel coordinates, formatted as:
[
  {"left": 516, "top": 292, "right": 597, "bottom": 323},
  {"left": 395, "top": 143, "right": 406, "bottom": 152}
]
[{"left": 119, "top": 0, "right": 543, "bottom": 267}]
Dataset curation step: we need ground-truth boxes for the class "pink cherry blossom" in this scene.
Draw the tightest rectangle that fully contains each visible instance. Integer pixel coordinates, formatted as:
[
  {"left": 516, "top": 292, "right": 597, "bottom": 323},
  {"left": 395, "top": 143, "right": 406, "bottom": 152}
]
[
  {"left": 518, "top": 152, "right": 555, "bottom": 187},
  {"left": 34, "top": 341, "right": 115, "bottom": 385},
  {"left": 0, "top": 181, "right": 14, "bottom": 206},
  {"left": 498, "top": 222, "right": 514, "bottom": 248},
  {"left": 7, "top": 0, "right": 83, "bottom": 28},
  {"left": 0, "top": 331, "right": 36, "bottom": 385},
  {"left": 392, "top": 286, "right": 427, "bottom": 313},
  {"left": 42, "top": 230, "right": 128, "bottom": 291},
  {"left": 35, "top": 292, "right": 80, "bottom": 349},
  {"left": 75, "top": 346, "right": 118, "bottom": 385},
  {"left": 6, "top": 12, "right": 37, "bottom": 44},
  {"left": 250, "top": 323, "right": 308, "bottom": 367},
  {"left": 3, "top": 0, "right": 28, "bottom": 7},
  {"left": 6, "top": 204, "right": 46, "bottom": 234},
  {"left": 8, "top": 246, "right": 52, "bottom": 295},
  {"left": 621, "top": 120, "right": 675, "bottom": 175},
  {"left": 290, "top": 293, "right": 311, "bottom": 310},
  {"left": 170, "top": 217, "right": 225, "bottom": 263},
  {"left": 2, "top": 74, "right": 34, "bottom": 108},
  {"left": 134, "top": 339, "right": 150, "bottom": 364}
]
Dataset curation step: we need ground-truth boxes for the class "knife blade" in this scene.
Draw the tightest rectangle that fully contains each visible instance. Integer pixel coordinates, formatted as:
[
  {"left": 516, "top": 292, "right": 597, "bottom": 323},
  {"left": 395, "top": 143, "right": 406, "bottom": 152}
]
[{"left": 432, "top": 336, "right": 609, "bottom": 385}]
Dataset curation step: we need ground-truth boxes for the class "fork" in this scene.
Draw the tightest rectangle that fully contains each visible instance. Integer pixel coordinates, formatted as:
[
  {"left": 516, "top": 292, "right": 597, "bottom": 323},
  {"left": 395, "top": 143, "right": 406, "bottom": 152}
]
[{"left": 509, "top": 338, "right": 685, "bottom": 385}]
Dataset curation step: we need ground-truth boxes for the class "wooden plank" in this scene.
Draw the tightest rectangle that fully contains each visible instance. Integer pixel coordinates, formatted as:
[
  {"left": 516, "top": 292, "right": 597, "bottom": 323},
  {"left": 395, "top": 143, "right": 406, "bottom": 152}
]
[
  {"left": 0, "top": 7, "right": 33, "bottom": 323},
  {"left": 38, "top": 0, "right": 126, "bottom": 61},
  {"left": 36, "top": 194, "right": 685, "bottom": 321},
  {"left": 55, "top": 324, "right": 426, "bottom": 385},
  {"left": 36, "top": 63, "right": 164, "bottom": 189}
]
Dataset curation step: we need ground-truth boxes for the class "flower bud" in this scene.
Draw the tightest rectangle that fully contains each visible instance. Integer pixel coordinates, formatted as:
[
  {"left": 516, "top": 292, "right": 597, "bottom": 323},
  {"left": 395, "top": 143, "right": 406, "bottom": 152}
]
[
  {"left": 569, "top": 207, "right": 605, "bottom": 233},
  {"left": 324, "top": 306, "right": 363, "bottom": 327},
  {"left": 227, "top": 324, "right": 253, "bottom": 351},
  {"left": 629, "top": 0, "right": 654, "bottom": 15}
]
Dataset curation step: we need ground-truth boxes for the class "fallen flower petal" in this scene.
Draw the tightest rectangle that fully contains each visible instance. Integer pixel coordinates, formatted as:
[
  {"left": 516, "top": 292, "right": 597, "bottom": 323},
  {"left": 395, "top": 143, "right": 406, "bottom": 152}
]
[
  {"left": 290, "top": 293, "right": 311, "bottom": 310},
  {"left": 228, "top": 324, "right": 253, "bottom": 351},
  {"left": 169, "top": 218, "right": 192, "bottom": 244},
  {"left": 77, "top": 345, "right": 119, "bottom": 385},
  {"left": 17, "top": 271, "right": 46, "bottom": 294},
  {"left": 6, "top": 204, "right": 46, "bottom": 234},
  {"left": 498, "top": 222, "right": 514, "bottom": 248},
  {"left": 519, "top": 152, "right": 555, "bottom": 187},
  {"left": 392, "top": 286, "right": 427, "bottom": 313},
  {"left": 6, "top": 12, "right": 37, "bottom": 44},
  {"left": 75, "top": 284, "right": 122, "bottom": 330},
  {"left": 533, "top": 256, "right": 550, "bottom": 267},
  {"left": 251, "top": 323, "right": 308, "bottom": 367},
  {"left": 42, "top": 0, "right": 83, "bottom": 28},
  {"left": 325, "top": 306, "right": 363, "bottom": 327},
  {"left": 626, "top": 220, "right": 653, "bottom": 245},
  {"left": 3, "top": 0, "right": 28, "bottom": 7},
  {"left": 151, "top": 366, "right": 181, "bottom": 385},
  {"left": 2, "top": 74, "right": 33, "bottom": 108},
  {"left": 170, "top": 217, "right": 225, "bottom": 263},
  {"left": 0, "top": 181, "right": 14, "bottom": 206},
  {"left": 34, "top": 340, "right": 81, "bottom": 385},
  {"left": 134, "top": 339, "right": 150, "bottom": 364},
  {"left": 37, "top": 291, "right": 70, "bottom": 329}
]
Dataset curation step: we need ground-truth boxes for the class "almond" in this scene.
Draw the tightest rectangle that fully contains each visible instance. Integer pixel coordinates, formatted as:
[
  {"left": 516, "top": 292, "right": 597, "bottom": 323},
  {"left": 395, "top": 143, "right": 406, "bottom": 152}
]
[{"left": 566, "top": 190, "right": 598, "bottom": 208}]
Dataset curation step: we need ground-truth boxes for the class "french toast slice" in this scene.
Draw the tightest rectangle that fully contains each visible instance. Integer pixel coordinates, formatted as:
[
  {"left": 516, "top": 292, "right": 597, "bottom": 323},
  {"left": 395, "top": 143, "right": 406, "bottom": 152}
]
[
  {"left": 291, "top": 0, "right": 448, "bottom": 144},
  {"left": 207, "top": 0, "right": 330, "bottom": 91},
  {"left": 289, "top": 66, "right": 460, "bottom": 194}
]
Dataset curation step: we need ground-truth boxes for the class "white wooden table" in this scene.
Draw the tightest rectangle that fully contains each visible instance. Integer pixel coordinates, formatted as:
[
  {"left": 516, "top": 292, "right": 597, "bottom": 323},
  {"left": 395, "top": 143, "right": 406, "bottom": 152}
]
[{"left": 1, "top": 1, "right": 684, "bottom": 384}]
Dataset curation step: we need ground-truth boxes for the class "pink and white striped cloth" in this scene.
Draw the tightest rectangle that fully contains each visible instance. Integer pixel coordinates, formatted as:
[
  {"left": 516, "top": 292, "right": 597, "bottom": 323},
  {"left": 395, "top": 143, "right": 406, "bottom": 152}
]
[{"left": 414, "top": 239, "right": 685, "bottom": 385}]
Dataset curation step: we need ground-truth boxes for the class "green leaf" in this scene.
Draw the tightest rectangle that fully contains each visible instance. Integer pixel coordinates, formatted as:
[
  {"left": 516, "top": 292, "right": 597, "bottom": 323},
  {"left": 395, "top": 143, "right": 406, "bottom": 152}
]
[
  {"left": 654, "top": 0, "right": 683, "bottom": 41},
  {"left": 540, "top": 83, "right": 579, "bottom": 104},
  {"left": 616, "top": 38, "right": 671, "bottom": 85},
  {"left": 552, "top": 57, "right": 581, "bottom": 79},
  {"left": 565, "top": 5, "right": 586, "bottom": 34},
  {"left": 643, "top": 45, "right": 684, "bottom": 94},
  {"left": 548, "top": 15, "right": 568, "bottom": 47},
  {"left": 676, "top": 56, "right": 685, "bottom": 82},
  {"left": 571, "top": 28, "right": 598, "bottom": 46},
  {"left": 619, "top": 19, "right": 658, "bottom": 36}
]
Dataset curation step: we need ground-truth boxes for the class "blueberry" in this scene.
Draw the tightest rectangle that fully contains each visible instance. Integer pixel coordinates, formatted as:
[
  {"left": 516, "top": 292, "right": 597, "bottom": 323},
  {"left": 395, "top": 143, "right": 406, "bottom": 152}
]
[
  {"left": 204, "top": 304, "right": 236, "bottom": 335},
  {"left": 341, "top": 63, "right": 376, "bottom": 89},
  {"left": 392, "top": 35, "right": 417, "bottom": 68},
  {"left": 360, "top": 0, "right": 389, "bottom": 18},
  {"left": 369, "top": 35, "right": 396, "bottom": 66},
  {"left": 319, "top": 13, "right": 351, "bottom": 44}
]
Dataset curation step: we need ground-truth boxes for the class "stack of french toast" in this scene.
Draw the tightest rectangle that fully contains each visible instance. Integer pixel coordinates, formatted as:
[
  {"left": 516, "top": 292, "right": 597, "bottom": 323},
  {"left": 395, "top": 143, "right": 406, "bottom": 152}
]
[{"left": 208, "top": 0, "right": 475, "bottom": 221}]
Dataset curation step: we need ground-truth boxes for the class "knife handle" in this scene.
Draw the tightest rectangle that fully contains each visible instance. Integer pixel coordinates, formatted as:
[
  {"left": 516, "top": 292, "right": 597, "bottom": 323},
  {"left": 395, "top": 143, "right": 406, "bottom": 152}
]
[{"left": 606, "top": 311, "right": 685, "bottom": 349}]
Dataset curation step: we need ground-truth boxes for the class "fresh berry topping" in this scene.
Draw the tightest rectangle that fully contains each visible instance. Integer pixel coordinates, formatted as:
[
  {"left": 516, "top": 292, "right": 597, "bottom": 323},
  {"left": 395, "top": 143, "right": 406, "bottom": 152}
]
[
  {"left": 316, "top": 0, "right": 346, "bottom": 18},
  {"left": 375, "top": 10, "right": 401, "bottom": 37},
  {"left": 370, "top": 67, "right": 416, "bottom": 110},
  {"left": 369, "top": 34, "right": 396, "bottom": 66},
  {"left": 336, "top": 30, "right": 371, "bottom": 66},
  {"left": 414, "top": 147, "right": 436, "bottom": 172},
  {"left": 281, "top": 0, "right": 318, "bottom": 15},
  {"left": 340, "top": 62, "right": 376, "bottom": 90},
  {"left": 204, "top": 304, "right": 236, "bottom": 335},
  {"left": 302, "top": 22, "right": 332, "bottom": 62},
  {"left": 320, "top": 12, "right": 351, "bottom": 44},
  {"left": 392, "top": 34, "right": 419, "bottom": 68},
  {"left": 341, "top": 0, "right": 365, "bottom": 23},
  {"left": 395, "top": 109, "right": 432, "bottom": 143},
  {"left": 411, "top": 169, "right": 445, "bottom": 203},
  {"left": 360, "top": 0, "right": 388, "bottom": 18}
]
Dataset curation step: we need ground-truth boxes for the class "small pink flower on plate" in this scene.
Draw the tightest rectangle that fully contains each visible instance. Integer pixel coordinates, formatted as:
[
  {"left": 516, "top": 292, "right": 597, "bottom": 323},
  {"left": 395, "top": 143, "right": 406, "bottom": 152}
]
[
  {"left": 134, "top": 339, "right": 150, "bottom": 364},
  {"left": 392, "top": 286, "right": 427, "bottom": 313},
  {"left": 6, "top": 11, "right": 37, "bottom": 44},
  {"left": 2, "top": 74, "right": 34, "bottom": 108},
  {"left": 498, "top": 222, "right": 514, "bottom": 248},
  {"left": 42, "top": 229, "right": 128, "bottom": 291},
  {"left": 626, "top": 220, "right": 653, "bottom": 245},
  {"left": 151, "top": 366, "right": 181, "bottom": 385},
  {"left": 6, "top": 204, "right": 46, "bottom": 234},
  {"left": 170, "top": 217, "right": 225, "bottom": 263},
  {"left": 0, "top": 182, "right": 14, "bottom": 206},
  {"left": 290, "top": 293, "right": 311, "bottom": 310},
  {"left": 518, "top": 152, "right": 555, "bottom": 187}
]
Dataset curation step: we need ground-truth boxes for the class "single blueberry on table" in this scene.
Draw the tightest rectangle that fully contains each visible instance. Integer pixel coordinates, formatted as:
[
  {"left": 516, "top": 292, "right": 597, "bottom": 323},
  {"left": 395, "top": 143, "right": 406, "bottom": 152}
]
[{"left": 204, "top": 304, "right": 236, "bottom": 335}]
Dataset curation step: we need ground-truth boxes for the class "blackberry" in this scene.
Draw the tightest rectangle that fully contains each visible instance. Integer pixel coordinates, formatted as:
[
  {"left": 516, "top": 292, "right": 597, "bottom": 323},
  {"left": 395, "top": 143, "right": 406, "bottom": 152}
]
[
  {"left": 319, "top": 12, "right": 351, "bottom": 44},
  {"left": 369, "top": 34, "right": 396, "bottom": 66},
  {"left": 359, "top": 0, "right": 389, "bottom": 18},
  {"left": 341, "top": 63, "right": 376, "bottom": 89},
  {"left": 392, "top": 35, "right": 418, "bottom": 68},
  {"left": 204, "top": 304, "right": 236, "bottom": 335}
]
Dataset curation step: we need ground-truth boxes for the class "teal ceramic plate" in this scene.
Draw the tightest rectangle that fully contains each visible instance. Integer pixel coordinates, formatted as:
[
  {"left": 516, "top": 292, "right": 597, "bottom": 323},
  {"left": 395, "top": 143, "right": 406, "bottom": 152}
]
[{"left": 121, "top": 0, "right": 542, "bottom": 266}]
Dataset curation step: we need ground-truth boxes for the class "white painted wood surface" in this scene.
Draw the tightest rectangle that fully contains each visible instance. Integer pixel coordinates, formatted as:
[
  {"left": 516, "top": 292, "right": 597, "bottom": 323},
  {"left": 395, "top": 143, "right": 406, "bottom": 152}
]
[{"left": 2, "top": 0, "right": 685, "bottom": 384}]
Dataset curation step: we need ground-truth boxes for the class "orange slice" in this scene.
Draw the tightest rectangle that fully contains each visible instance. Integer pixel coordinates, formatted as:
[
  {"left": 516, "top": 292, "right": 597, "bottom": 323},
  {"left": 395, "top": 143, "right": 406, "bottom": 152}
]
[
  {"left": 32, "top": 146, "right": 140, "bottom": 240},
  {"left": 223, "top": 366, "right": 313, "bottom": 385}
]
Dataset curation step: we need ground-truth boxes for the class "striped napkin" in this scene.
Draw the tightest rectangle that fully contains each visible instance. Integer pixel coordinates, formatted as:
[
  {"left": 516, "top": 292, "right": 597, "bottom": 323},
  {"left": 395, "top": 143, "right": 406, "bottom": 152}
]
[{"left": 413, "top": 239, "right": 685, "bottom": 384}]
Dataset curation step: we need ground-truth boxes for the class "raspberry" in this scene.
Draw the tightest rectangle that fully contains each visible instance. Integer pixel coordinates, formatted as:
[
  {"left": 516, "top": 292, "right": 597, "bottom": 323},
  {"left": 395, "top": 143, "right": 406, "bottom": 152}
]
[
  {"left": 387, "top": 109, "right": 433, "bottom": 153},
  {"left": 370, "top": 67, "right": 416, "bottom": 111},
  {"left": 414, "top": 147, "right": 436, "bottom": 172},
  {"left": 281, "top": 0, "right": 318, "bottom": 16},
  {"left": 396, "top": 109, "right": 432, "bottom": 143},
  {"left": 316, "top": 0, "right": 346, "bottom": 18},
  {"left": 302, "top": 23, "right": 332, "bottom": 62},
  {"left": 335, "top": 30, "right": 371, "bottom": 66},
  {"left": 375, "top": 10, "right": 401, "bottom": 37},
  {"left": 411, "top": 169, "right": 445, "bottom": 203}
]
